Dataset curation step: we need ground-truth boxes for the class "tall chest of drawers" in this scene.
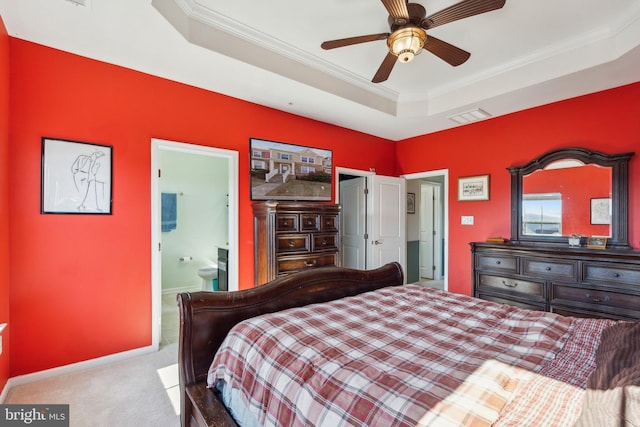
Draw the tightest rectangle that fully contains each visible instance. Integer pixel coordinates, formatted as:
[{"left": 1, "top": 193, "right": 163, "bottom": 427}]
[
  {"left": 471, "top": 242, "right": 640, "bottom": 320},
  {"left": 253, "top": 201, "right": 341, "bottom": 286}
]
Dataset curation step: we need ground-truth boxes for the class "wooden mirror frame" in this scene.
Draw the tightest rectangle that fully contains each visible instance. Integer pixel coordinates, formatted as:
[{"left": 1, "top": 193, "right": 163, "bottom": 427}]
[{"left": 508, "top": 147, "right": 634, "bottom": 249}]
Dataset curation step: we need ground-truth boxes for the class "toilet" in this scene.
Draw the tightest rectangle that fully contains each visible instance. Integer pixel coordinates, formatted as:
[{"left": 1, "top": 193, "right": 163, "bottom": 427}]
[{"left": 197, "top": 264, "right": 218, "bottom": 291}]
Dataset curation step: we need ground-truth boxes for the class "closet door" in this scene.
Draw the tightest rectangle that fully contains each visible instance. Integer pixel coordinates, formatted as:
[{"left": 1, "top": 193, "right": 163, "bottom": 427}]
[{"left": 368, "top": 175, "right": 406, "bottom": 278}]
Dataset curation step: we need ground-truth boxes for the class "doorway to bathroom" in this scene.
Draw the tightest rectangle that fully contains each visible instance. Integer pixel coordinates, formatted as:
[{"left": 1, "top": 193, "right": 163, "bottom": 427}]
[{"left": 151, "top": 138, "right": 239, "bottom": 348}]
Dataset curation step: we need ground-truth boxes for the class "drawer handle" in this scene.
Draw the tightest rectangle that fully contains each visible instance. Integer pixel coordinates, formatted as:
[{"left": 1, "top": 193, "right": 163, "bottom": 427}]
[
  {"left": 501, "top": 280, "right": 517, "bottom": 288},
  {"left": 288, "top": 240, "right": 295, "bottom": 247},
  {"left": 283, "top": 220, "right": 289, "bottom": 226},
  {"left": 613, "top": 273, "right": 620, "bottom": 278},
  {"left": 585, "top": 293, "right": 611, "bottom": 303},
  {"left": 304, "top": 260, "right": 317, "bottom": 267},
  {"left": 321, "top": 239, "right": 327, "bottom": 246},
  {"left": 495, "top": 260, "right": 501, "bottom": 265},
  {"left": 545, "top": 267, "right": 552, "bottom": 271},
  {"left": 308, "top": 220, "right": 313, "bottom": 225},
  {"left": 326, "top": 220, "right": 331, "bottom": 225}
]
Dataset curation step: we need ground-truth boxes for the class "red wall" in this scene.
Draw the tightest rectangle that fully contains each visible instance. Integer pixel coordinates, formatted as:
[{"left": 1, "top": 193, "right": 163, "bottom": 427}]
[
  {"left": 396, "top": 82, "right": 640, "bottom": 296},
  {"left": 7, "top": 35, "right": 640, "bottom": 378},
  {"left": 8, "top": 39, "right": 396, "bottom": 376},
  {"left": 0, "top": 15, "right": 10, "bottom": 392}
]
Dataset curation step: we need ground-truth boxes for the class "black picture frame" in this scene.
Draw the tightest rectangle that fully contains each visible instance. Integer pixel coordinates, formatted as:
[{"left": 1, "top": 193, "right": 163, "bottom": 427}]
[
  {"left": 407, "top": 192, "right": 415, "bottom": 214},
  {"left": 249, "top": 138, "right": 332, "bottom": 201},
  {"left": 590, "top": 197, "right": 611, "bottom": 225},
  {"left": 41, "top": 137, "right": 113, "bottom": 214}
]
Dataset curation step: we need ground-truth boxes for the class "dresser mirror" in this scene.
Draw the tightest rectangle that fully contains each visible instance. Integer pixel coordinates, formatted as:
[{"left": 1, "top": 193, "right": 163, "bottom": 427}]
[{"left": 508, "top": 148, "right": 634, "bottom": 249}]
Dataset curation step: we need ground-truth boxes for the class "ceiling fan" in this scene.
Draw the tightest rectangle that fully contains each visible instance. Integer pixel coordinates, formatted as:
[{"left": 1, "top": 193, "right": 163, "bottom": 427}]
[{"left": 321, "top": 0, "right": 506, "bottom": 83}]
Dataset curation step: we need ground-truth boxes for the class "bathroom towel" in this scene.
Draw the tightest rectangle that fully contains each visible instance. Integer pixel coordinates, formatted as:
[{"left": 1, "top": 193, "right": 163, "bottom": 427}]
[{"left": 161, "top": 192, "right": 177, "bottom": 232}]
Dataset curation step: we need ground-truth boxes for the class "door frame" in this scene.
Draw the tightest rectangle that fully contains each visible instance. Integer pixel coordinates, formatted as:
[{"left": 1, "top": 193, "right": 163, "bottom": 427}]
[
  {"left": 402, "top": 169, "right": 449, "bottom": 291},
  {"left": 419, "top": 181, "right": 443, "bottom": 280},
  {"left": 150, "top": 138, "right": 239, "bottom": 348}
]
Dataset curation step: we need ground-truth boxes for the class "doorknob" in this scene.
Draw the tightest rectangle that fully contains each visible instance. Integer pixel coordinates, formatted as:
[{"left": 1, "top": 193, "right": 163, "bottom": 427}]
[{"left": 372, "top": 240, "right": 382, "bottom": 245}]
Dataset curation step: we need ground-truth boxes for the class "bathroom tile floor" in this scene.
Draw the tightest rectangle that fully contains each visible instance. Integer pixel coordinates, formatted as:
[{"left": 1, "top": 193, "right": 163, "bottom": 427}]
[
  {"left": 417, "top": 278, "right": 445, "bottom": 291},
  {"left": 161, "top": 292, "right": 180, "bottom": 348}
]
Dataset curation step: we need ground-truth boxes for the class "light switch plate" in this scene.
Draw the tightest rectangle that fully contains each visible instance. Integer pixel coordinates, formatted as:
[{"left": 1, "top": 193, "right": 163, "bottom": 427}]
[{"left": 461, "top": 216, "right": 474, "bottom": 225}]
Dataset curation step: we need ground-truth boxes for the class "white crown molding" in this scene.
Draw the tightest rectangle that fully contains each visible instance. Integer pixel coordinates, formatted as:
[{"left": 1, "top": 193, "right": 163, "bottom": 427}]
[
  {"left": 170, "top": 0, "right": 399, "bottom": 101},
  {"left": 156, "top": 0, "right": 640, "bottom": 121}
]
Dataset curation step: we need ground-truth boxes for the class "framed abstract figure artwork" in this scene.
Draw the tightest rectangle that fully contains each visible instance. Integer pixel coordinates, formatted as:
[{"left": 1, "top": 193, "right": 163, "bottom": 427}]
[{"left": 41, "top": 137, "right": 113, "bottom": 214}]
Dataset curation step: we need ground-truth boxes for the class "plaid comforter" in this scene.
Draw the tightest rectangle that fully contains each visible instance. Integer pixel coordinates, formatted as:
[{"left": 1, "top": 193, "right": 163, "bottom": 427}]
[{"left": 208, "top": 285, "right": 611, "bottom": 427}]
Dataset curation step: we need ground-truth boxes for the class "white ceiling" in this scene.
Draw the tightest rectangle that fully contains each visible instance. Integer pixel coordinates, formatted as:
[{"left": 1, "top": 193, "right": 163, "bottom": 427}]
[{"left": 1, "top": 0, "right": 640, "bottom": 140}]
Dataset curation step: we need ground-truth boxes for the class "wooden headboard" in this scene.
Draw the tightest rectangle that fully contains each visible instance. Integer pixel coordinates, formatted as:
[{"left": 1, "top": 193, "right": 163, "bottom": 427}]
[{"left": 177, "top": 262, "right": 404, "bottom": 426}]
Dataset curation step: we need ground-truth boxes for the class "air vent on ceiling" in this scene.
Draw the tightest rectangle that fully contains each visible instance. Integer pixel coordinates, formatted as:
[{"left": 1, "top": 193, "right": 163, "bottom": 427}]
[{"left": 448, "top": 108, "right": 492, "bottom": 125}]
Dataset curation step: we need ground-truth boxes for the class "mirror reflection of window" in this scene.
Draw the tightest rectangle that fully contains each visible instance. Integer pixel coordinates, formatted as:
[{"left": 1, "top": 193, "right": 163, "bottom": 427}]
[{"left": 522, "top": 193, "right": 562, "bottom": 235}]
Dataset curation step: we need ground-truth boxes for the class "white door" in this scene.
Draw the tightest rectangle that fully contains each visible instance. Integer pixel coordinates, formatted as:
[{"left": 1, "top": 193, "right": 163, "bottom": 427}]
[
  {"left": 340, "top": 177, "right": 367, "bottom": 269},
  {"left": 368, "top": 175, "right": 406, "bottom": 274},
  {"left": 419, "top": 184, "right": 435, "bottom": 279}
]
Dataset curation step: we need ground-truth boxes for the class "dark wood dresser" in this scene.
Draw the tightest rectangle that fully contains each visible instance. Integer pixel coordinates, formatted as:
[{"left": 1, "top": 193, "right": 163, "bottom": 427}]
[
  {"left": 253, "top": 201, "right": 341, "bottom": 286},
  {"left": 471, "top": 242, "right": 640, "bottom": 320}
]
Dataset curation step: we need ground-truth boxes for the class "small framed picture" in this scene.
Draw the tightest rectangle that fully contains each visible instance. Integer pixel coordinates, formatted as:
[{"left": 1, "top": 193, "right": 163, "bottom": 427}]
[
  {"left": 41, "top": 137, "right": 113, "bottom": 214},
  {"left": 407, "top": 192, "right": 415, "bottom": 214},
  {"left": 590, "top": 197, "right": 611, "bottom": 225},
  {"left": 458, "top": 175, "right": 490, "bottom": 201},
  {"left": 587, "top": 236, "right": 608, "bottom": 249}
]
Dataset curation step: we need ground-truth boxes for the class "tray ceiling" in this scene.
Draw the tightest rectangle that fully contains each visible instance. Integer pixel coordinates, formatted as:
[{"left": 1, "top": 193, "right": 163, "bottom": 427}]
[{"left": 2, "top": 0, "right": 640, "bottom": 140}]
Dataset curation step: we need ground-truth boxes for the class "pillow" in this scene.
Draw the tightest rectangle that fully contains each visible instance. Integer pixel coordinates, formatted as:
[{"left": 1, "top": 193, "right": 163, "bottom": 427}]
[
  {"left": 574, "top": 321, "right": 640, "bottom": 427},
  {"left": 588, "top": 321, "right": 640, "bottom": 389}
]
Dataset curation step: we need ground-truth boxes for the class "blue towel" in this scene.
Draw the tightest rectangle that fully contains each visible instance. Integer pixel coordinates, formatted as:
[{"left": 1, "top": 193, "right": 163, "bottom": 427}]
[{"left": 161, "top": 192, "right": 177, "bottom": 232}]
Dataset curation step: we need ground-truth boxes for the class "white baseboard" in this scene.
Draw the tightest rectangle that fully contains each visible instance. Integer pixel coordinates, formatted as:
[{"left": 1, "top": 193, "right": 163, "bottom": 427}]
[
  {"left": 2, "top": 343, "right": 159, "bottom": 394},
  {"left": 0, "top": 379, "right": 8, "bottom": 403}
]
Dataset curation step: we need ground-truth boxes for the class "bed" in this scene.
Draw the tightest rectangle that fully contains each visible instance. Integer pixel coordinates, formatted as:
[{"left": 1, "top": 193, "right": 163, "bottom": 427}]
[{"left": 177, "top": 262, "right": 640, "bottom": 427}]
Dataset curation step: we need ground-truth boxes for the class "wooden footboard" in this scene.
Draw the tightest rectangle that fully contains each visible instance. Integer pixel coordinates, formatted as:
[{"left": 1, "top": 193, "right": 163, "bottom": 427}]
[{"left": 177, "top": 262, "right": 404, "bottom": 427}]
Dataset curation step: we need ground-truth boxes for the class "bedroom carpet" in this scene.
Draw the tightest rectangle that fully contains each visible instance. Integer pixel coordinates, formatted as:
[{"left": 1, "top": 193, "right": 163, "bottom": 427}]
[{"left": 4, "top": 343, "right": 181, "bottom": 427}]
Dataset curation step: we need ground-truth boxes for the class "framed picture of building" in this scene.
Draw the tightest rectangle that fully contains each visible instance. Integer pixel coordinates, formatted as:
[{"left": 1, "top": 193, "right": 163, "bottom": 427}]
[
  {"left": 458, "top": 174, "right": 490, "bottom": 201},
  {"left": 249, "top": 138, "right": 332, "bottom": 201}
]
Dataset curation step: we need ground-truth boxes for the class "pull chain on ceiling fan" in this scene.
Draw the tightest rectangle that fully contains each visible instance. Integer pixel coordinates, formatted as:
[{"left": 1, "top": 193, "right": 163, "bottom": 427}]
[{"left": 321, "top": 0, "right": 506, "bottom": 83}]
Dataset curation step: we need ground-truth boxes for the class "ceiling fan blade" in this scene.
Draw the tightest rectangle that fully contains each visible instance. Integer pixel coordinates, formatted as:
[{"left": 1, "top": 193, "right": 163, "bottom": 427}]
[
  {"left": 421, "top": 0, "right": 506, "bottom": 30},
  {"left": 423, "top": 35, "right": 470, "bottom": 66},
  {"left": 321, "top": 33, "right": 390, "bottom": 50},
  {"left": 372, "top": 52, "right": 398, "bottom": 83},
  {"left": 381, "top": 0, "right": 410, "bottom": 25}
]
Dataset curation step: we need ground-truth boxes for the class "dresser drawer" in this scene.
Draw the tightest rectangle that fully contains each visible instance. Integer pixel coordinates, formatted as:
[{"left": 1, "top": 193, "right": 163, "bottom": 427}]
[
  {"left": 300, "top": 214, "right": 320, "bottom": 231},
  {"left": 276, "top": 234, "right": 310, "bottom": 253},
  {"left": 551, "top": 283, "right": 640, "bottom": 313},
  {"left": 277, "top": 253, "right": 338, "bottom": 274},
  {"left": 478, "top": 293, "right": 546, "bottom": 311},
  {"left": 276, "top": 214, "right": 298, "bottom": 232},
  {"left": 522, "top": 258, "right": 577, "bottom": 280},
  {"left": 550, "top": 307, "right": 631, "bottom": 320},
  {"left": 583, "top": 263, "right": 640, "bottom": 286},
  {"left": 475, "top": 254, "right": 517, "bottom": 273},
  {"left": 478, "top": 274, "right": 545, "bottom": 300},
  {"left": 312, "top": 233, "right": 338, "bottom": 252},
  {"left": 321, "top": 214, "right": 339, "bottom": 232}
]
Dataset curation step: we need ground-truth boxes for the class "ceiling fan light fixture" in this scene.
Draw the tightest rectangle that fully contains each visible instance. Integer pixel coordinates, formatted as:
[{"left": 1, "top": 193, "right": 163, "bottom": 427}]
[{"left": 388, "top": 27, "right": 427, "bottom": 63}]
